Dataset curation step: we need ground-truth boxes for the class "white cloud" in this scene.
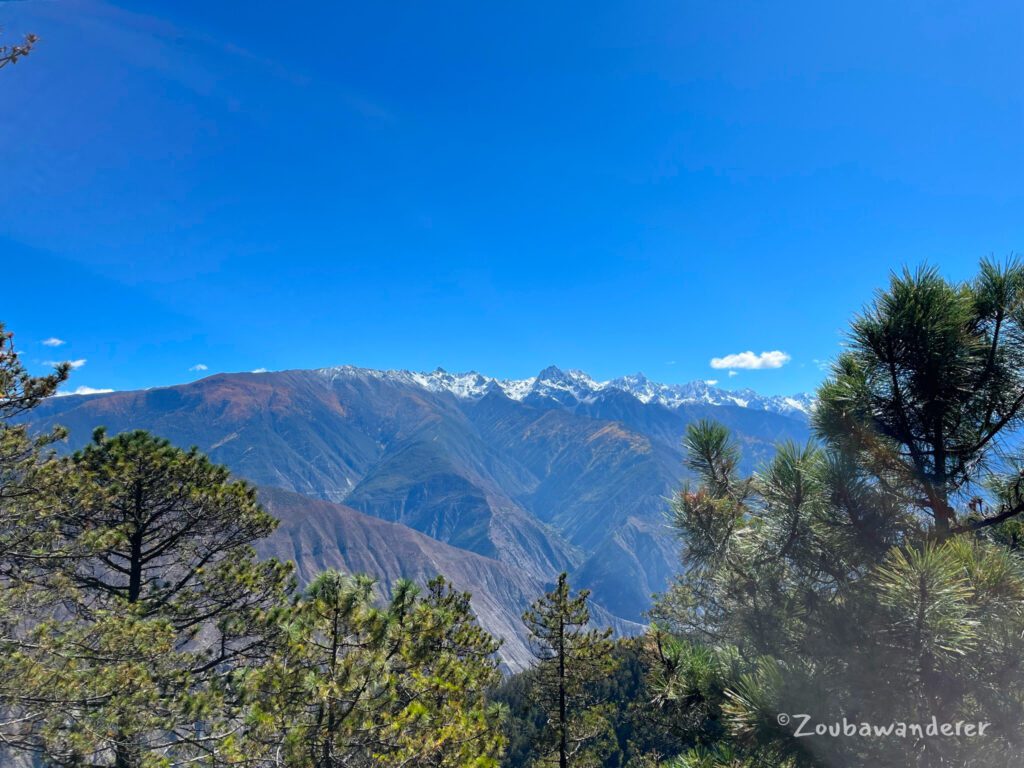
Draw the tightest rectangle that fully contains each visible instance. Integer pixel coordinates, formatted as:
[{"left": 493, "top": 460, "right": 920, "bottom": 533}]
[
  {"left": 46, "top": 358, "right": 87, "bottom": 370},
  {"left": 728, "top": 370, "right": 738, "bottom": 377},
  {"left": 710, "top": 350, "right": 790, "bottom": 370},
  {"left": 251, "top": 368, "right": 268, "bottom": 374},
  {"left": 54, "top": 386, "right": 114, "bottom": 398},
  {"left": 704, "top": 379, "right": 719, "bottom": 386},
  {"left": 42, "top": 337, "right": 66, "bottom": 347},
  {"left": 189, "top": 363, "right": 209, "bottom": 372}
]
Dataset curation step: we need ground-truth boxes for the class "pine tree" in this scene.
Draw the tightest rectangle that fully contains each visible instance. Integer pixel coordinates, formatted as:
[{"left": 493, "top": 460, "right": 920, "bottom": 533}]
[
  {"left": 649, "top": 260, "right": 1024, "bottom": 768},
  {"left": 522, "top": 573, "right": 617, "bottom": 768},
  {"left": 0, "top": 324, "right": 71, "bottom": 757},
  {"left": 0, "top": 323, "right": 509, "bottom": 766},
  {"left": 816, "top": 261, "right": 1024, "bottom": 537},
  {"left": 0, "top": 322, "right": 68, "bottom": 564},
  {"left": 248, "top": 571, "right": 505, "bottom": 767},
  {"left": 3, "top": 428, "right": 293, "bottom": 766}
]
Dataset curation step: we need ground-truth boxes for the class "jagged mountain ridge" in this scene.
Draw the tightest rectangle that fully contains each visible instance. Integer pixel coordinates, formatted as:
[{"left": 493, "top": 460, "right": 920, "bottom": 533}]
[
  {"left": 28, "top": 364, "right": 812, "bottom": 654},
  {"left": 318, "top": 364, "right": 814, "bottom": 418}
]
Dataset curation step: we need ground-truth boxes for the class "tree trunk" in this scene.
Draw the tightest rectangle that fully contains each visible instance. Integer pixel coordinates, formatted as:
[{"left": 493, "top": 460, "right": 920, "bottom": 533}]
[
  {"left": 559, "top": 615, "right": 567, "bottom": 768},
  {"left": 116, "top": 489, "right": 145, "bottom": 767}
]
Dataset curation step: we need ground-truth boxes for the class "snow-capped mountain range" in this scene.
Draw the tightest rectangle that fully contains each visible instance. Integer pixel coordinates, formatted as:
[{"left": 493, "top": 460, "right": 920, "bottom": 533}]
[
  {"left": 317, "top": 364, "right": 814, "bottom": 419},
  {"left": 32, "top": 364, "right": 816, "bottom": 665}
]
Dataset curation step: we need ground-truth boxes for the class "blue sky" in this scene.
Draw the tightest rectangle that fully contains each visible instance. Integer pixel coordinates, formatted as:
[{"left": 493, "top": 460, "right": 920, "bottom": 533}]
[{"left": 2, "top": 0, "right": 1021, "bottom": 396}]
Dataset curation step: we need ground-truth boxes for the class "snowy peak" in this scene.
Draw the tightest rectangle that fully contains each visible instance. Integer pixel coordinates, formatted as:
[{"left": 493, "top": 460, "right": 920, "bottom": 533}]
[
  {"left": 610, "top": 372, "right": 697, "bottom": 406},
  {"left": 316, "top": 365, "right": 813, "bottom": 419},
  {"left": 535, "top": 365, "right": 572, "bottom": 384},
  {"left": 527, "top": 366, "right": 603, "bottom": 404},
  {"left": 409, "top": 368, "right": 493, "bottom": 398}
]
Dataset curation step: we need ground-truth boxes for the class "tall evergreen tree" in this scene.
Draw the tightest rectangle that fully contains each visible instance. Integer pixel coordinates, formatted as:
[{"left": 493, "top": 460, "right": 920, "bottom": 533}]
[
  {"left": 0, "top": 325, "right": 509, "bottom": 766},
  {"left": 3, "top": 428, "right": 293, "bottom": 766},
  {"left": 649, "top": 260, "right": 1024, "bottom": 768},
  {"left": 0, "top": 323, "right": 68, "bottom": 566},
  {"left": 495, "top": 637, "right": 688, "bottom": 768},
  {"left": 0, "top": 324, "right": 73, "bottom": 757},
  {"left": 522, "top": 573, "right": 617, "bottom": 768}
]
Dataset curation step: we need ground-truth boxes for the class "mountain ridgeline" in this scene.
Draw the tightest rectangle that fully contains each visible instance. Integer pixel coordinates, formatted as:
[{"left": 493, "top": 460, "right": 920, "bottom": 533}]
[{"left": 30, "top": 365, "right": 810, "bottom": 668}]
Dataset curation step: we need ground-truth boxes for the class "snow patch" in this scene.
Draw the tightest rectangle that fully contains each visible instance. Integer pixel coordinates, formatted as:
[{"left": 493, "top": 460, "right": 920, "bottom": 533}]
[{"left": 315, "top": 365, "right": 814, "bottom": 418}]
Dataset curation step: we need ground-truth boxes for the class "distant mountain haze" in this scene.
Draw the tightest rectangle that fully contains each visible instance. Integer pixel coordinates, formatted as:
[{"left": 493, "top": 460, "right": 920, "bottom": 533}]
[
  {"left": 256, "top": 486, "right": 642, "bottom": 670},
  {"left": 29, "top": 365, "right": 812, "bottom": 666}
]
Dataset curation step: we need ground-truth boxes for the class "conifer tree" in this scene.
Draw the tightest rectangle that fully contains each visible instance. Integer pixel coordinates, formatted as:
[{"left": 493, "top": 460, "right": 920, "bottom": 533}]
[
  {"left": 0, "top": 323, "right": 69, "bottom": 756},
  {"left": 522, "top": 573, "right": 617, "bottom": 768},
  {"left": 3, "top": 428, "right": 293, "bottom": 766},
  {"left": 0, "top": 323, "right": 68, "bottom": 562},
  {"left": 816, "top": 261, "right": 1024, "bottom": 537},
  {"left": 248, "top": 571, "right": 505, "bottom": 767},
  {"left": 650, "top": 260, "right": 1024, "bottom": 768},
  {"left": 0, "top": 326, "right": 509, "bottom": 767}
]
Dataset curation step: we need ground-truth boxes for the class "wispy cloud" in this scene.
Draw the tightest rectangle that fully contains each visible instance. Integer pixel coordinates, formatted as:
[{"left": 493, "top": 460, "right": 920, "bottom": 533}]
[
  {"left": 710, "top": 350, "right": 790, "bottom": 370},
  {"left": 189, "top": 363, "right": 209, "bottom": 372},
  {"left": 704, "top": 379, "right": 719, "bottom": 386},
  {"left": 46, "top": 358, "right": 87, "bottom": 370},
  {"left": 54, "top": 386, "right": 114, "bottom": 398},
  {"left": 42, "top": 337, "right": 66, "bottom": 347},
  {"left": 251, "top": 368, "right": 268, "bottom": 374},
  {"left": 728, "top": 370, "right": 738, "bottom": 377}
]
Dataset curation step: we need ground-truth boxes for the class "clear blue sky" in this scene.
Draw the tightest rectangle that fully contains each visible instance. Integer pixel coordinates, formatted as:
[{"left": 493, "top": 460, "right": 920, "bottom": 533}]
[{"left": 3, "top": 0, "right": 1021, "bottom": 396}]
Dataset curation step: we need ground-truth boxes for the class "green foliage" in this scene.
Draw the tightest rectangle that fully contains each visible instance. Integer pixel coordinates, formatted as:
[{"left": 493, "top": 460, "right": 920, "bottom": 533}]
[
  {"left": 246, "top": 571, "right": 505, "bottom": 767},
  {"left": 4, "top": 256, "right": 1024, "bottom": 767},
  {"left": 520, "top": 573, "right": 618, "bottom": 767},
  {"left": 816, "top": 260, "right": 1024, "bottom": 535},
  {"left": 498, "top": 639, "right": 672, "bottom": 768},
  {"left": 0, "top": 322, "right": 509, "bottom": 768},
  {"left": 2, "top": 425, "right": 294, "bottom": 765},
  {"left": 650, "top": 260, "right": 1024, "bottom": 767},
  {"left": 670, "top": 743, "right": 763, "bottom": 768},
  {"left": 0, "top": 325, "right": 71, "bottom": 755},
  {"left": 53, "top": 428, "right": 287, "bottom": 615},
  {"left": 494, "top": 664, "right": 548, "bottom": 767},
  {"left": 642, "top": 633, "right": 738, "bottom": 752},
  {"left": 0, "top": 323, "right": 68, "bottom": 572}
]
